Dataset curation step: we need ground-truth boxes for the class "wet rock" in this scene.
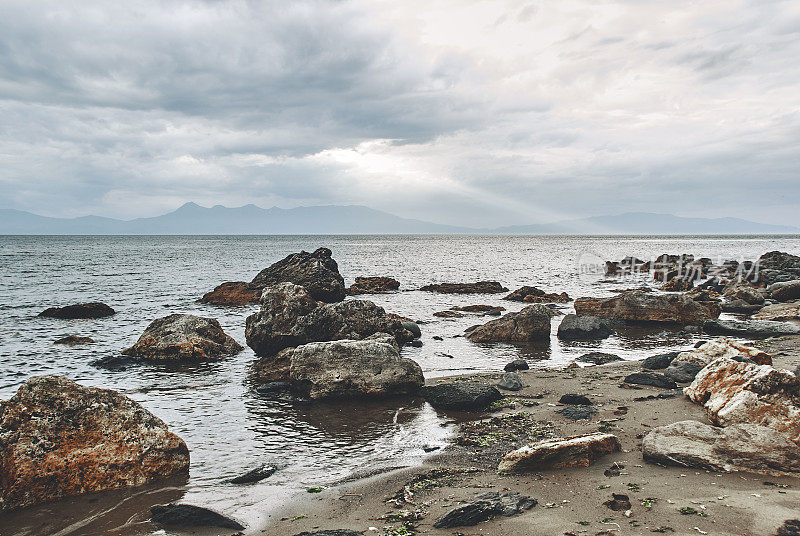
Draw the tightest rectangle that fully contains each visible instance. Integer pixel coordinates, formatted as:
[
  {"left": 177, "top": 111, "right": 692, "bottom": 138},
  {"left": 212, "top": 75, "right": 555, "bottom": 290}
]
[
  {"left": 38, "top": 302, "right": 115, "bottom": 319},
  {"left": 432, "top": 335, "right": 443, "bottom": 340},
  {"left": 769, "top": 280, "right": 800, "bottom": 302},
  {"left": 245, "top": 283, "right": 413, "bottom": 357},
  {"left": 0, "top": 376, "right": 189, "bottom": 511},
  {"left": 777, "top": 519, "right": 800, "bottom": 536},
  {"left": 641, "top": 351, "right": 679, "bottom": 370},
  {"left": 497, "top": 372, "right": 524, "bottom": 391},
  {"left": 254, "top": 381, "right": 291, "bottom": 396},
  {"left": 576, "top": 352, "right": 622, "bottom": 365},
  {"left": 604, "top": 493, "right": 632, "bottom": 511},
  {"left": 466, "top": 305, "right": 552, "bottom": 343},
  {"left": 660, "top": 278, "right": 693, "bottom": 292},
  {"left": 229, "top": 464, "right": 277, "bottom": 484},
  {"left": 452, "top": 305, "right": 506, "bottom": 312},
  {"left": 250, "top": 247, "right": 345, "bottom": 303},
  {"left": 703, "top": 318, "right": 800, "bottom": 338},
  {"left": 664, "top": 361, "right": 704, "bottom": 383},
  {"left": 434, "top": 310, "right": 465, "bottom": 318},
  {"left": 401, "top": 320, "right": 422, "bottom": 338},
  {"left": 498, "top": 433, "right": 620, "bottom": 472},
  {"left": 673, "top": 338, "right": 771, "bottom": 367},
  {"left": 623, "top": 371, "right": 678, "bottom": 389},
  {"left": 484, "top": 308, "right": 503, "bottom": 316},
  {"left": 432, "top": 491, "right": 536, "bottom": 528},
  {"left": 559, "top": 393, "right": 592, "bottom": 405},
  {"left": 122, "top": 314, "right": 243, "bottom": 360},
  {"left": 421, "top": 383, "right": 503, "bottom": 411},
  {"left": 721, "top": 299, "right": 763, "bottom": 314},
  {"left": 464, "top": 325, "right": 481, "bottom": 333},
  {"left": 419, "top": 281, "right": 508, "bottom": 294},
  {"left": 557, "top": 314, "right": 614, "bottom": 340},
  {"left": 54, "top": 335, "right": 95, "bottom": 345},
  {"left": 200, "top": 281, "right": 260, "bottom": 306},
  {"left": 642, "top": 420, "right": 800, "bottom": 477},
  {"left": 685, "top": 358, "right": 800, "bottom": 445},
  {"left": 556, "top": 405, "right": 598, "bottom": 420},
  {"left": 346, "top": 276, "right": 400, "bottom": 295},
  {"left": 504, "top": 286, "right": 571, "bottom": 303},
  {"left": 754, "top": 301, "right": 800, "bottom": 321},
  {"left": 409, "top": 339, "right": 423, "bottom": 347},
  {"left": 253, "top": 336, "right": 423, "bottom": 400},
  {"left": 504, "top": 359, "right": 529, "bottom": 372},
  {"left": 574, "top": 290, "right": 720, "bottom": 324},
  {"left": 150, "top": 503, "right": 244, "bottom": 530}
]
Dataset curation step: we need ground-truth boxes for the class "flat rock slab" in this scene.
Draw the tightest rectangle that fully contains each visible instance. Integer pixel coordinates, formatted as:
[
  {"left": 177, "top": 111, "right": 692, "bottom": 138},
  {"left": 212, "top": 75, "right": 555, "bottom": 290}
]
[
  {"left": 498, "top": 433, "right": 620, "bottom": 472},
  {"left": 574, "top": 290, "right": 720, "bottom": 324},
  {"left": 674, "top": 337, "right": 772, "bottom": 367},
  {"left": 753, "top": 301, "right": 800, "bottom": 321},
  {"left": 557, "top": 405, "right": 598, "bottom": 420},
  {"left": 421, "top": 383, "right": 503, "bottom": 411},
  {"left": 346, "top": 276, "right": 400, "bottom": 295},
  {"left": 703, "top": 319, "right": 800, "bottom": 338},
  {"left": 150, "top": 503, "right": 244, "bottom": 530},
  {"left": 54, "top": 335, "right": 95, "bottom": 345},
  {"left": 577, "top": 352, "right": 622, "bottom": 365},
  {"left": 432, "top": 491, "right": 536, "bottom": 528},
  {"left": 419, "top": 281, "right": 508, "bottom": 294},
  {"left": 39, "top": 302, "right": 115, "bottom": 319},
  {"left": 642, "top": 420, "right": 800, "bottom": 477},
  {"left": 623, "top": 371, "right": 678, "bottom": 389}
]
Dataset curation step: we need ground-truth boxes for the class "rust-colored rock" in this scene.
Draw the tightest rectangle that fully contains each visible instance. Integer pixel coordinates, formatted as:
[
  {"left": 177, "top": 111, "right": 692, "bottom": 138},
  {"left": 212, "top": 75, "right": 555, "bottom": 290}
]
[
  {"left": 122, "top": 314, "right": 243, "bottom": 360},
  {"left": 498, "top": 433, "right": 621, "bottom": 472},
  {"left": 674, "top": 338, "right": 772, "bottom": 367},
  {"left": 346, "top": 276, "right": 400, "bottom": 295},
  {"left": 0, "top": 375, "right": 189, "bottom": 511},
  {"left": 574, "top": 290, "right": 720, "bottom": 324},
  {"left": 419, "top": 281, "right": 508, "bottom": 294},
  {"left": 685, "top": 359, "right": 800, "bottom": 446},
  {"left": 200, "top": 281, "right": 260, "bottom": 306},
  {"left": 466, "top": 305, "right": 553, "bottom": 343},
  {"left": 660, "top": 278, "right": 693, "bottom": 292}
]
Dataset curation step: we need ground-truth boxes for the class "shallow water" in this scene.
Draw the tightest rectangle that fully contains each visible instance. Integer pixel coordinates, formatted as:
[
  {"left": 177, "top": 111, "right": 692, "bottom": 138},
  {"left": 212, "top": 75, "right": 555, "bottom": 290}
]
[{"left": 1, "top": 234, "right": 798, "bottom": 534}]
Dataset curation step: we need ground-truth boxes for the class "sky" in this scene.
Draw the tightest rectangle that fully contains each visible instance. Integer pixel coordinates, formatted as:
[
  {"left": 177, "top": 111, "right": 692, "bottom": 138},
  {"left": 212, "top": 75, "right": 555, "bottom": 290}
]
[{"left": 1, "top": 0, "right": 799, "bottom": 227}]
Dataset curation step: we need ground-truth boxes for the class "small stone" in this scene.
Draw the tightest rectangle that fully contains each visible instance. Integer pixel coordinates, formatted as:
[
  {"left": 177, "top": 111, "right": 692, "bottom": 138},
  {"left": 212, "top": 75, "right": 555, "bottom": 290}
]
[
  {"left": 54, "top": 335, "right": 95, "bottom": 345},
  {"left": 229, "top": 464, "right": 277, "bottom": 484},
  {"left": 150, "top": 503, "right": 245, "bottom": 530},
  {"left": 504, "top": 359, "right": 529, "bottom": 372},
  {"left": 624, "top": 371, "right": 678, "bottom": 389},
  {"left": 557, "top": 405, "right": 598, "bottom": 420},
  {"left": 604, "top": 493, "right": 631, "bottom": 511},
  {"left": 577, "top": 352, "right": 622, "bottom": 365},
  {"left": 498, "top": 372, "right": 524, "bottom": 391},
  {"left": 559, "top": 393, "right": 592, "bottom": 405}
]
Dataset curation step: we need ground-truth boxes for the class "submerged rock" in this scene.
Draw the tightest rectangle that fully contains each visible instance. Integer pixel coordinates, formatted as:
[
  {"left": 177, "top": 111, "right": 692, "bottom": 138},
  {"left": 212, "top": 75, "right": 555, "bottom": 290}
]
[
  {"left": 0, "top": 375, "right": 189, "bottom": 511},
  {"left": 452, "top": 304, "right": 507, "bottom": 313},
  {"left": 346, "top": 276, "right": 400, "bottom": 295},
  {"left": 623, "top": 371, "right": 678, "bottom": 389},
  {"left": 703, "top": 318, "right": 800, "bottom": 338},
  {"left": 421, "top": 383, "right": 503, "bottom": 411},
  {"left": 150, "top": 503, "right": 244, "bottom": 530},
  {"left": 466, "top": 304, "right": 552, "bottom": 342},
  {"left": 122, "top": 313, "right": 243, "bottom": 360},
  {"left": 497, "top": 372, "right": 524, "bottom": 391},
  {"left": 576, "top": 352, "right": 622, "bottom": 365},
  {"left": 229, "top": 464, "right": 277, "bottom": 484},
  {"left": 434, "top": 310, "right": 465, "bottom": 318},
  {"left": 556, "top": 314, "right": 614, "bottom": 340},
  {"left": 498, "top": 433, "right": 620, "bottom": 472},
  {"left": 39, "top": 302, "right": 115, "bottom": 319},
  {"left": 251, "top": 247, "right": 345, "bottom": 303},
  {"left": 504, "top": 286, "right": 570, "bottom": 303},
  {"left": 53, "top": 335, "right": 95, "bottom": 345},
  {"left": 200, "top": 281, "right": 260, "bottom": 306},
  {"left": 245, "top": 283, "right": 414, "bottom": 357},
  {"left": 642, "top": 420, "right": 800, "bottom": 477},
  {"left": 432, "top": 491, "right": 537, "bottom": 528},
  {"left": 253, "top": 336, "right": 424, "bottom": 400},
  {"left": 574, "top": 290, "right": 720, "bottom": 324},
  {"left": 419, "top": 281, "right": 508, "bottom": 294}
]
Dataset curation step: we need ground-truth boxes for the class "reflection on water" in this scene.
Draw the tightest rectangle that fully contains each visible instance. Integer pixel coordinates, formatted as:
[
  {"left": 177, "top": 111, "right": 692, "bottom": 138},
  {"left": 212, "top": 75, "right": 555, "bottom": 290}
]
[{"left": 0, "top": 234, "right": 798, "bottom": 532}]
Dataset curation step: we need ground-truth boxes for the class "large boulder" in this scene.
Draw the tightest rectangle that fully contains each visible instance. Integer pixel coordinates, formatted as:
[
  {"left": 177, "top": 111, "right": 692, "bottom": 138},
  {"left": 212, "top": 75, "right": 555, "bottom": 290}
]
[
  {"left": 758, "top": 252, "right": 800, "bottom": 284},
  {"left": 421, "top": 383, "right": 503, "bottom": 411},
  {"left": 574, "top": 290, "right": 720, "bottom": 324},
  {"left": 419, "top": 281, "right": 508, "bottom": 294},
  {"left": 252, "top": 336, "right": 423, "bottom": 399},
  {"left": 466, "top": 305, "right": 552, "bottom": 343},
  {"left": 685, "top": 359, "right": 800, "bottom": 446},
  {"left": 703, "top": 318, "right": 800, "bottom": 338},
  {"left": 250, "top": 247, "right": 345, "bottom": 303},
  {"left": 200, "top": 281, "right": 260, "bottom": 306},
  {"left": 122, "top": 314, "right": 243, "bottom": 360},
  {"left": 39, "top": 302, "right": 115, "bottom": 319},
  {"left": 768, "top": 280, "right": 800, "bottom": 302},
  {"left": 245, "top": 283, "right": 413, "bottom": 357},
  {"left": 723, "top": 282, "right": 765, "bottom": 305},
  {"left": 557, "top": 314, "right": 614, "bottom": 340},
  {"left": 503, "top": 286, "right": 570, "bottom": 303},
  {"left": 673, "top": 338, "right": 772, "bottom": 367},
  {"left": 498, "top": 433, "right": 620, "bottom": 473},
  {"left": 0, "top": 376, "right": 189, "bottom": 511},
  {"left": 642, "top": 420, "right": 800, "bottom": 477},
  {"left": 346, "top": 276, "right": 400, "bottom": 295},
  {"left": 753, "top": 301, "right": 800, "bottom": 321}
]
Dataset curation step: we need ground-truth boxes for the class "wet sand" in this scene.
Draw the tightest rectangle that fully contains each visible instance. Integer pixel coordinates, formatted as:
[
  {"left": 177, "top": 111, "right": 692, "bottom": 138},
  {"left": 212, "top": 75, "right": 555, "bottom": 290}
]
[{"left": 260, "top": 335, "right": 800, "bottom": 536}]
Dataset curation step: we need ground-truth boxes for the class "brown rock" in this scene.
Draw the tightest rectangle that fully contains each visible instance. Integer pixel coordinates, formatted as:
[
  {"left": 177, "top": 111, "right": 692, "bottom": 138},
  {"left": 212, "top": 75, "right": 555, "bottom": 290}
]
[
  {"left": 122, "top": 314, "right": 243, "bottom": 360},
  {"left": 754, "top": 301, "right": 800, "bottom": 321},
  {"left": 498, "top": 433, "right": 621, "bottom": 472},
  {"left": 419, "top": 281, "right": 508, "bottom": 294},
  {"left": 504, "top": 286, "right": 570, "bottom": 303},
  {"left": 574, "top": 290, "right": 720, "bottom": 324},
  {"left": 0, "top": 376, "right": 189, "bottom": 511},
  {"left": 53, "top": 335, "right": 95, "bottom": 345},
  {"left": 346, "top": 276, "right": 400, "bottom": 295},
  {"left": 200, "top": 281, "right": 260, "bottom": 306},
  {"left": 452, "top": 305, "right": 507, "bottom": 312},
  {"left": 434, "top": 310, "right": 465, "bottom": 318},
  {"left": 466, "top": 305, "right": 553, "bottom": 342},
  {"left": 660, "top": 278, "right": 693, "bottom": 292}
]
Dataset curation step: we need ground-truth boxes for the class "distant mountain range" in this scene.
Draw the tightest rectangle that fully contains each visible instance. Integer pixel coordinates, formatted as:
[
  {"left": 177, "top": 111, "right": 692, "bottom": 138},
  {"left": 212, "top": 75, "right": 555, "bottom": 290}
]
[{"left": 0, "top": 203, "right": 797, "bottom": 235}]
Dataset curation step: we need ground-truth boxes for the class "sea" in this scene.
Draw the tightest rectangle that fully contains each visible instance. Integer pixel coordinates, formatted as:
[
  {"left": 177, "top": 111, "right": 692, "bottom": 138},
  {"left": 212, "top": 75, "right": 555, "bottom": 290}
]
[{"left": 1, "top": 234, "right": 799, "bottom": 535}]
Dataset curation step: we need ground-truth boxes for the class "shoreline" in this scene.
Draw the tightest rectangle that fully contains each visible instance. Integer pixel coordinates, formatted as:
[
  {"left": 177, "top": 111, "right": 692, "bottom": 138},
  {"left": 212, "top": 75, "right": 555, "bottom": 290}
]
[{"left": 256, "top": 335, "right": 800, "bottom": 536}]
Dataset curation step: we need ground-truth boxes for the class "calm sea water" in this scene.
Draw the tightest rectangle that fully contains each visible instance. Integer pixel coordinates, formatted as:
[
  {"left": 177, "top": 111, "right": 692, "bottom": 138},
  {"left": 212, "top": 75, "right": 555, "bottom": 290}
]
[{"left": 1, "top": 234, "right": 799, "bottom": 534}]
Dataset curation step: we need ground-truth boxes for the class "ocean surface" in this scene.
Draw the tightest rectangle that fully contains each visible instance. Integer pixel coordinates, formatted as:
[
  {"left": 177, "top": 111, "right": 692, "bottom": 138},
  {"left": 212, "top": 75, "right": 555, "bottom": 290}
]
[{"left": 1, "top": 234, "right": 799, "bottom": 534}]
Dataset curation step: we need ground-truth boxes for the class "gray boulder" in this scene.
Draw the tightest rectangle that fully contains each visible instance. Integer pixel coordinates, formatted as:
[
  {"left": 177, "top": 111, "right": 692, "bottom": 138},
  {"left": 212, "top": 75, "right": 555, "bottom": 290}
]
[
  {"left": 703, "top": 318, "right": 800, "bottom": 338},
  {"left": 497, "top": 372, "right": 524, "bottom": 391},
  {"left": 641, "top": 351, "right": 679, "bottom": 370},
  {"left": 122, "top": 314, "right": 243, "bottom": 360},
  {"left": 421, "top": 383, "right": 503, "bottom": 411},
  {"left": 250, "top": 247, "right": 345, "bottom": 303},
  {"left": 466, "top": 304, "right": 552, "bottom": 343},
  {"left": 557, "top": 314, "right": 614, "bottom": 340},
  {"left": 642, "top": 420, "right": 800, "bottom": 477},
  {"left": 245, "top": 283, "right": 413, "bottom": 356},
  {"left": 624, "top": 371, "right": 678, "bottom": 389},
  {"left": 664, "top": 361, "right": 704, "bottom": 383}
]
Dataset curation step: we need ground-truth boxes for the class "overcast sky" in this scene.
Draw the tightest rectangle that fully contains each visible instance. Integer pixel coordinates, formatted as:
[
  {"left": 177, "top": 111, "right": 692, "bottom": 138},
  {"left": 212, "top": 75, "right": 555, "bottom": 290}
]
[{"left": 1, "top": 0, "right": 798, "bottom": 226}]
